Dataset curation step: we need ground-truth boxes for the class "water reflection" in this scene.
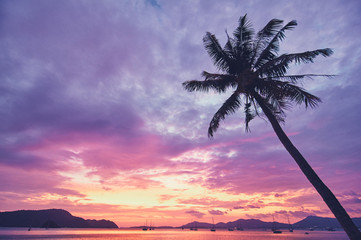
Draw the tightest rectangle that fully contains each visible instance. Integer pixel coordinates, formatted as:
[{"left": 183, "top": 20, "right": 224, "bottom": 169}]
[{"left": 0, "top": 228, "right": 349, "bottom": 240}]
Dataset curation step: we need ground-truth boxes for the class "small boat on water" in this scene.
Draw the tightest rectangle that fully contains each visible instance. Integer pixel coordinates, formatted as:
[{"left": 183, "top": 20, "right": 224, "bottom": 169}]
[
  {"left": 210, "top": 217, "right": 216, "bottom": 232},
  {"left": 271, "top": 216, "right": 282, "bottom": 234},
  {"left": 142, "top": 219, "right": 148, "bottom": 231},
  {"left": 148, "top": 220, "right": 155, "bottom": 230},
  {"left": 288, "top": 216, "right": 293, "bottom": 232},
  {"left": 326, "top": 227, "right": 336, "bottom": 231},
  {"left": 190, "top": 220, "right": 198, "bottom": 231},
  {"left": 236, "top": 221, "right": 244, "bottom": 231}
]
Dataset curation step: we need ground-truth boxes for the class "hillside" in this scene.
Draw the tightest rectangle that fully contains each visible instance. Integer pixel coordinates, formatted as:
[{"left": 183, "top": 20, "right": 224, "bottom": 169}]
[
  {"left": 293, "top": 215, "right": 361, "bottom": 229},
  {"left": 181, "top": 216, "right": 361, "bottom": 229},
  {"left": 182, "top": 218, "right": 288, "bottom": 229},
  {"left": 0, "top": 209, "right": 118, "bottom": 228}
]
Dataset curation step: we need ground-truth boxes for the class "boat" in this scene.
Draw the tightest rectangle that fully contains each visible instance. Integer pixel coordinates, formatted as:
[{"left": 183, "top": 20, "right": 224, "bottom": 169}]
[
  {"left": 236, "top": 220, "right": 244, "bottom": 231},
  {"left": 142, "top": 219, "right": 148, "bottom": 231},
  {"left": 28, "top": 219, "right": 33, "bottom": 231},
  {"left": 210, "top": 217, "right": 216, "bottom": 232},
  {"left": 190, "top": 220, "right": 198, "bottom": 231},
  {"left": 271, "top": 216, "right": 282, "bottom": 234},
  {"left": 148, "top": 220, "right": 155, "bottom": 230},
  {"left": 326, "top": 227, "right": 336, "bottom": 231},
  {"left": 288, "top": 216, "right": 293, "bottom": 232},
  {"left": 228, "top": 227, "right": 234, "bottom": 231}
]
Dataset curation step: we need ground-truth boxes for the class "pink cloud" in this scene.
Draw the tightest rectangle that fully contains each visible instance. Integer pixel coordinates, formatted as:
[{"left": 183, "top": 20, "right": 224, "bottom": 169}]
[
  {"left": 178, "top": 197, "right": 248, "bottom": 209},
  {"left": 0, "top": 165, "right": 84, "bottom": 197},
  {"left": 233, "top": 204, "right": 262, "bottom": 210},
  {"left": 208, "top": 209, "right": 226, "bottom": 215},
  {"left": 158, "top": 194, "right": 176, "bottom": 202},
  {"left": 185, "top": 210, "right": 205, "bottom": 219}
]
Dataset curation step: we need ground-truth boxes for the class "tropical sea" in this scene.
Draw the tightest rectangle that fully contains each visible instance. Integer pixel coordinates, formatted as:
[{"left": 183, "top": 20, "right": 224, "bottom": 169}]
[{"left": 0, "top": 228, "right": 349, "bottom": 240}]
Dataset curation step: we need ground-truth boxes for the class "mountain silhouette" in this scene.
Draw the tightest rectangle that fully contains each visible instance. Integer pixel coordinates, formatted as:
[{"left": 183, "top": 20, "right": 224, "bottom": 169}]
[
  {"left": 182, "top": 218, "right": 287, "bottom": 229},
  {"left": 293, "top": 215, "right": 361, "bottom": 229},
  {"left": 181, "top": 216, "right": 361, "bottom": 229},
  {"left": 0, "top": 209, "right": 118, "bottom": 228}
]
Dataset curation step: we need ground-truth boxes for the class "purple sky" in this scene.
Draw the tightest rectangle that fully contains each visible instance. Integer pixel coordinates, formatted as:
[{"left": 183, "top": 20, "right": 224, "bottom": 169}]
[{"left": 1, "top": 0, "right": 361, "bottom": 227}]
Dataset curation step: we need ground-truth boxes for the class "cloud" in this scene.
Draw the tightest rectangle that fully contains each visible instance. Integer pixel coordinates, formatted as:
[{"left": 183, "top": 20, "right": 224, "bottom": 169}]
[
  {"left": 0, "top": 165, "right": 84, "bottom": 197},
  {"left": 158, "top": 194, "right": 177, "bottom": 202},
  {"left": 208, "top": 209, "right": 226, "bottom": 215},
  {"left": 177, "top": 197, "right": 249, "bottom": 210},
  {"left": 185, "top": 210, "right": 205, "bottom": 219},
  {"left": 274, "top": 193, "right": 285, "bottom": 198},
  {"left": 233, "top": 204, "right": 261, "bottom": 210}
]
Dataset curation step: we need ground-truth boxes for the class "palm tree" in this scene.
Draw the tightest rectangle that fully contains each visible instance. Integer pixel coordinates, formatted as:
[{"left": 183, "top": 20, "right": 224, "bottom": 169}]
[{"left": 182, "top": 15, "right": 361, "bottom": 239}]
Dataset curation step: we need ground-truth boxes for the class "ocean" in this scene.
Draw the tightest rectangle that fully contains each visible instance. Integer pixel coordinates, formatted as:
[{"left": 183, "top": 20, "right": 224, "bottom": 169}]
[{"left": 0, "top": 228, "right": 349, "bottom": 240}]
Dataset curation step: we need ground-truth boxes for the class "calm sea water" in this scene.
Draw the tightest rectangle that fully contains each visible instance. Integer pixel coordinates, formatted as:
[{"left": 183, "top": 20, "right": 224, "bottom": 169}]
[{"left": 0, "top": 228, "right": 349, "bottom": 240}]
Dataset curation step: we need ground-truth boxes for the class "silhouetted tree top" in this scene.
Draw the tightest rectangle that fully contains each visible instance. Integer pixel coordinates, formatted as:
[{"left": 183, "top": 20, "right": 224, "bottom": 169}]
[{"left": 183, "top": 14, "right": 333, "bottom": 137}]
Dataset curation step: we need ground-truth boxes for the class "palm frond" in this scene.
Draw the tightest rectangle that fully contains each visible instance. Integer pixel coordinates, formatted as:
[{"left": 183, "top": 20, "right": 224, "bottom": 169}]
[
  {"left": 284, "top": 84, "right": 321, "bottom": 108},
  {"left": 201, "top": 71, "right": 237, "bottom": 83},
  {"left": 257, "top": 19, "right": 284, "bottom": 38},
  {"left": 203, "top": 32, "right": 232, "bottom": 72},
  {"left": 208, "top": 92, "right": 242, "bottom": 137},
  {"left": 223, "top": 30, "right": 241, "bottom": 74},
  {"left": 224, "top": 30, "right": 235, "bottom": 54},
  {"left": 256, "top": 79, "right": 321, "bottom": 109},
  {"left": 244, "top": 101, "right": 255, "bottom": 132},
  {"left": 250, "top": 19, "right": 284, "bottom": 66},
  {"left": 231, "top": 15, "right": 255, "bottom": 72},
  {"left": 233, "top": 14, "right": 254, "bottom": 43},
  {"left": 266, "top": 99, "right": 287, "bottom": 122},
  {"left": 252, "top": 91, "right": 286, "bottom": 123},
  {"left": 270, "top": 74, "right": 335, "bottom": 83},
  {"left": 257, "top": 86, "right": 288, "bottom": 120},
  {"left": 253, "top": 20, "right": 297, "bottom": 70},
  {"left": 257, "top": 55, "right": 290, "bottom": 77},
  {"left": 257, "top": 48, "right": 333, "bottom": 77},
  {"left": 183, "top": 78, "right": 235, "bottom": 94}
]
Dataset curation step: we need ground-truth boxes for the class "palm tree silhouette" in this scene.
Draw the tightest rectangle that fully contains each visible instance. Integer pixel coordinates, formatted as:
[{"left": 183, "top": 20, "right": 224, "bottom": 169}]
[{"left": 182, "top": 15, "right": 361, "bottom": 239}]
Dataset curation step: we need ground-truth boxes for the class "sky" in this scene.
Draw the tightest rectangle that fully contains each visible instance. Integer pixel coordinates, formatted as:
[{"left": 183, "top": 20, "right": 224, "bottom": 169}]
[{"left": 1, "top": 0, "right": 361, "bottom": 227}]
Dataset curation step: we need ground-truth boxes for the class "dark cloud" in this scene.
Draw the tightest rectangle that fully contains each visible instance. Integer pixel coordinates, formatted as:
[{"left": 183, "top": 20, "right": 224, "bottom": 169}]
[
  {"left": 185, "top": 210, "right": 205, "bottom": 218},
  {"left": 208, "top": 209, "right": 226, "bottom": 215},
  {"left": 233, "top": 204, "right": 261, "bottom": 210}
]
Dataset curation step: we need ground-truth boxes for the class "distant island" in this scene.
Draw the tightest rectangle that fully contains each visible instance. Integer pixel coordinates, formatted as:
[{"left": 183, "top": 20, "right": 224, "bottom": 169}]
[
  {"left": 180, "top": 215, "right": 361, "bottom": 230},
  {"left": 0, "top": 209, "right": 118, "bottom": 228}
]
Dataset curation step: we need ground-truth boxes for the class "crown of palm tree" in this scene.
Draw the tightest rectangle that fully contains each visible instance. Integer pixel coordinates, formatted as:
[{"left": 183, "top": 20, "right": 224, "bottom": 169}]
[{"left": 183, "top": 14, "right": 333, "bottom": 137}]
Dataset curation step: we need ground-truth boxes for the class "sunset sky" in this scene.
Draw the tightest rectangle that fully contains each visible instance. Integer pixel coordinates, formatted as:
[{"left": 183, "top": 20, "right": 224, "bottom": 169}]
[{"left": 1, "top": 0, "right": 361, "bottom": 227}]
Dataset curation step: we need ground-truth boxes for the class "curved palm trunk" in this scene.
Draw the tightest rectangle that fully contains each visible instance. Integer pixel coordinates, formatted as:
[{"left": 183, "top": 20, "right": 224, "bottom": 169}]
[{"left": 253, "top": 92, "right": 361, "bottom": 240}]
